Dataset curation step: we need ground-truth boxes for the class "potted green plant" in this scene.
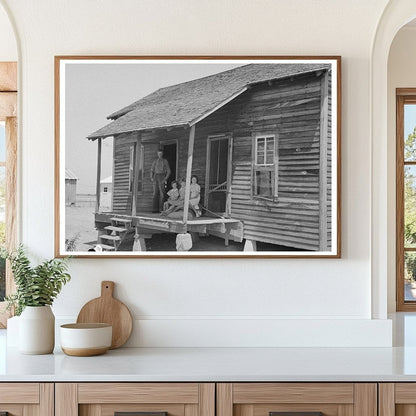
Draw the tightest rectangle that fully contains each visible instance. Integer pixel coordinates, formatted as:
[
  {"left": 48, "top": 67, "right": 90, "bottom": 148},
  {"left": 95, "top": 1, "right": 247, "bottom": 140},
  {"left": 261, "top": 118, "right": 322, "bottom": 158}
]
[{"left": 4, "top": 246, "right": 71, "bottom": 354}]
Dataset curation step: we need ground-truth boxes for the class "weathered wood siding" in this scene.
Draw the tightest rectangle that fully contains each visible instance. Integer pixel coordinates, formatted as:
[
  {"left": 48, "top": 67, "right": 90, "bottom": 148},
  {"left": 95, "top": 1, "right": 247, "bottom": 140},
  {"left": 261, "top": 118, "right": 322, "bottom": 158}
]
[
  {"left": 198, "top": 70, "right": 331, "bottom": 251},
  {"left": 112, "top": 133, "right": 136, "bottom": 213},
  {"left": 65, "top": 180, "right": 76, "bottom": 206},
  {"left": 326, "top": 76, "right": 332, "bottom": 249}
]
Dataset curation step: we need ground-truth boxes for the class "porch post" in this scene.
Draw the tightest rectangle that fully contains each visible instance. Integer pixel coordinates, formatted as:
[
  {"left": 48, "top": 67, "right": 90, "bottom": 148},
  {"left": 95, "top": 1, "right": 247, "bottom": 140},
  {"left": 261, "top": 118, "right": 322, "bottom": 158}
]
[
  {"left": 95, "top": 138, "right": 102, "bottom": 213},
  {"left": 131, "top": 132, "right": 141, "bottom": 216},
  {"left": 183, "top": 124, "right": 196, "bottom": 228}
]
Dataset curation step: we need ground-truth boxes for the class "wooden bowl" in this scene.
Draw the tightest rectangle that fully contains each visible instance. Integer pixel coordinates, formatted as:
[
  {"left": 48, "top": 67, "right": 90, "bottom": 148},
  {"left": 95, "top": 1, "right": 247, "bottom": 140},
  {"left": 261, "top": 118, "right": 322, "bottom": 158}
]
[{"left": 60, "top": 323, "right": 112, "bottom": 356}]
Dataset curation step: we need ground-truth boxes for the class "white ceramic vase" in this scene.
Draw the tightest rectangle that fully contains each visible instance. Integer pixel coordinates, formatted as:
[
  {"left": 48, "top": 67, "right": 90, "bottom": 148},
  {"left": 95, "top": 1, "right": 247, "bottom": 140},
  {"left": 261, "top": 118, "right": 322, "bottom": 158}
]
[
  {"left": 19, "top": 306, "right": 55, "bottom": 354},
  {"left": 6, "top": 315, "right": 20, "bottom": 347}
]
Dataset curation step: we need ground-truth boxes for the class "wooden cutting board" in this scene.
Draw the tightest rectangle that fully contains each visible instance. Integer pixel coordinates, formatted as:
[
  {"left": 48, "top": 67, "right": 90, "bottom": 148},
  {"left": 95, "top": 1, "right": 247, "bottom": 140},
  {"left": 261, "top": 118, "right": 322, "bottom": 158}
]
[{"left": 76, "top": 281, "right": 133, "bottom": 349}]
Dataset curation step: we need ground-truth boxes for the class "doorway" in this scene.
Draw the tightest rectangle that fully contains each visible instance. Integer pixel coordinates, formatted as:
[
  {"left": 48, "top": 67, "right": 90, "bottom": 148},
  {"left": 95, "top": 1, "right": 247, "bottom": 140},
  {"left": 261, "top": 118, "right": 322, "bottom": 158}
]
[
  {"left": 161, "top": 140, "right": 178, "bottom": 190},
  {"left": 205, "top": 135, "right": 232, "bottom": 215}
]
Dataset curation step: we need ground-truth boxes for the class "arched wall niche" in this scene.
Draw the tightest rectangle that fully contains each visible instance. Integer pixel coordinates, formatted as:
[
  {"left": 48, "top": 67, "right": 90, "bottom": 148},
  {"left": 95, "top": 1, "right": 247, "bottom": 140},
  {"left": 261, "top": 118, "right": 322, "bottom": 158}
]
[{"left": 372, "top": 0, "right": 416, "bottom": 318}]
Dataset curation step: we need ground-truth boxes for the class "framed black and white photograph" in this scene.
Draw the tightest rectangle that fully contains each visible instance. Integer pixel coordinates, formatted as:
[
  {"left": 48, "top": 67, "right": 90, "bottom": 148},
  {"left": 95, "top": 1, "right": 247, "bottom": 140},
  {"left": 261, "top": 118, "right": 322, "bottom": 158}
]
[{"left": 55, "top": 56, "right": 341, "bottom": 258}]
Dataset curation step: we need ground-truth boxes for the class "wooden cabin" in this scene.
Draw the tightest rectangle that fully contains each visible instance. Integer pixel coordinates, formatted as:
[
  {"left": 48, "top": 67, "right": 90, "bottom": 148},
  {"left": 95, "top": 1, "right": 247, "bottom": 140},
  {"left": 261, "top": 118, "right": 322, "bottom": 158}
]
[
  {"left": 88, "top": 63, "right": 332, "bottom": 252},
  {"left": 65, "top": 168, "right": 78, "bottom": 206}
]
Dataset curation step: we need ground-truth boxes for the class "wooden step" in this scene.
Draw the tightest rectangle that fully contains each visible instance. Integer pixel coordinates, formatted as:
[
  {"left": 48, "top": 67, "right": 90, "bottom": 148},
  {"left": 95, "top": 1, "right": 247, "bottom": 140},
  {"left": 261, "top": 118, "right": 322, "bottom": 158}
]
[
  {"left": 105, "top": 225, "right": 128, "bottom": 233},
  {"left": 99, "top": 234, "right": 121, "bottom": 241},
  {"left": 96, "top": 244, "right": 116, "bottom": 251},
  {"left": 110, "top": 217, "right": 132, "bottom": 224}
]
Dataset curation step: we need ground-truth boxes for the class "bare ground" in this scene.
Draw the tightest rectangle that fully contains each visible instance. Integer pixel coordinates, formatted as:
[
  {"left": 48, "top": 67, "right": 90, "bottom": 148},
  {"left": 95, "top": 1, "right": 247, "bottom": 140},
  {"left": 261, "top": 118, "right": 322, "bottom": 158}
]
[{"left": 65, "top": 205, "right": 98, "bottom": 251}]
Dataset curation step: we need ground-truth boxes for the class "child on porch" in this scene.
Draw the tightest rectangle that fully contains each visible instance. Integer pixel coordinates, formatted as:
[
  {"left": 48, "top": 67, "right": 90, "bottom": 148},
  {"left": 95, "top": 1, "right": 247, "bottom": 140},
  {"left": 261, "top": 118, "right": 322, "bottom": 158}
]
[
  {"left": 189, "top": 175, "right": 202, "bottom": 218},
  {"left": 163, "top": 180, "right": 180, "bottom": 212},
  {"left": 161, "top": 179, "right": 185, "bottom": 216}
]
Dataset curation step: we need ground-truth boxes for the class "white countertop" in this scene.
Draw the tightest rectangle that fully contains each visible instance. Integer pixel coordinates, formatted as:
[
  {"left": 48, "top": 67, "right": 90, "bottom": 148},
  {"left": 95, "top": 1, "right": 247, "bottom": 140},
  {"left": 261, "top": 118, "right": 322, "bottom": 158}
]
[
  {"left": 2, "top": 313, "right": 416, "bottom": 382},
  {"left": 3, "top": 345, "right": 416, "bottom": 382}
]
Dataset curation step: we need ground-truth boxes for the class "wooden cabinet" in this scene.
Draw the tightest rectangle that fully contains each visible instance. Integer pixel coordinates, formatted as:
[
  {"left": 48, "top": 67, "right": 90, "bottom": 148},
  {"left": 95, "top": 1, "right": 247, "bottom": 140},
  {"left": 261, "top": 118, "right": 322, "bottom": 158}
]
[
  {"left": 0, "top": 383, "right": 53, "bottom": 415},
  {"left": 217, "top": 383, "right": 377, "bottom": 416},
  {"left": 2, "top": 380, "right": 414, "bottom": 416},
  {"left": 55, "top": 383, "right": 215, "bottom": 416},
  {"left": 379, "top": 383, "right": 416, "bottom": 416}
]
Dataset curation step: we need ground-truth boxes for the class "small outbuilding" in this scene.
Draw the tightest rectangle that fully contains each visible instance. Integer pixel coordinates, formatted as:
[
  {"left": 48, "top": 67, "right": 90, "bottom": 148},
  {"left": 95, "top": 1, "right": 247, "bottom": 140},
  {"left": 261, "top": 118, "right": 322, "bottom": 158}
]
[
  {"left": 65, "top": 168, "right": 78, "bottom": 206},
  {"left": 100, "top": 175, "right": 113, "bottom": 212}
]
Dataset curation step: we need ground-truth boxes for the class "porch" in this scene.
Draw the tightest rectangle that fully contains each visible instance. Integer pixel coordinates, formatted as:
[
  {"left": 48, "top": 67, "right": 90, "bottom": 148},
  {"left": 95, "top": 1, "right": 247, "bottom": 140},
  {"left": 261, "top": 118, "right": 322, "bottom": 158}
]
[{"left": 95, "top": 212, "right": 243, "bottom": 252}]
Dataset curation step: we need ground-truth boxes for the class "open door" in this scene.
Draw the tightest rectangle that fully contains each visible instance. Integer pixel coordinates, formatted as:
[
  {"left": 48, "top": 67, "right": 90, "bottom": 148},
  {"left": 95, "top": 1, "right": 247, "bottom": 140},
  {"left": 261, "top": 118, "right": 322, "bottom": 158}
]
[
  {"left": 161, "top": 140, "right": 177, "bottom": 189},
  {"left": 205, "top": 135, "right": 232, "bottom": 216}
]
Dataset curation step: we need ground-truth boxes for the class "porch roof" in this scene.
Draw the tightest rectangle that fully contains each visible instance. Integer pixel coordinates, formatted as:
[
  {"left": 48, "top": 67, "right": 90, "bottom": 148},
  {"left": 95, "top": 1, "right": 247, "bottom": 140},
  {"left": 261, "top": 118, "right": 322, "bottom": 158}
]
[
  {"left": 65, "top": 168, "right": 78, "bottom": 180},
  {"left": 87, "top": 63, "right": 330, "bottom": 140}
]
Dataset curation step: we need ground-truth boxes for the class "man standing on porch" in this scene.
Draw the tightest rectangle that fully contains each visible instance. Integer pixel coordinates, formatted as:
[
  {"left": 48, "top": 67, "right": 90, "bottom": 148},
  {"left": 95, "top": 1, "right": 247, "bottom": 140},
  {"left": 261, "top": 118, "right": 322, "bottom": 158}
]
[{"left": 150, "top": 147, "right": 171, "bottom": 212}]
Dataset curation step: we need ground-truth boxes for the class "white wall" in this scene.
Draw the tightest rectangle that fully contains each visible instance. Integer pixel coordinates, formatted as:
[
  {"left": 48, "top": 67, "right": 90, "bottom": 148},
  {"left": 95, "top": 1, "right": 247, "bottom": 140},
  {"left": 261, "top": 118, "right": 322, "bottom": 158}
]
[
  {"left": 0, "top": 3, "right": 16, "bottom": 61},
  {"left": 0, "top": 0, "right": 394, "bottom": 347},
  {"left": 387, "top": 26, "right": 416, "bottom": 312}
]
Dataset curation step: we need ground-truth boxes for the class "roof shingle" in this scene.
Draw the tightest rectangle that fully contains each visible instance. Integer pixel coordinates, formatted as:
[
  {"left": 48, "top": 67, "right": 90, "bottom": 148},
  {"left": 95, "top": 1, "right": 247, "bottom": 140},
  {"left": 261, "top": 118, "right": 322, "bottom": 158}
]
[{"left": 88, "top": 63, "right": 330, "bottom": 140}]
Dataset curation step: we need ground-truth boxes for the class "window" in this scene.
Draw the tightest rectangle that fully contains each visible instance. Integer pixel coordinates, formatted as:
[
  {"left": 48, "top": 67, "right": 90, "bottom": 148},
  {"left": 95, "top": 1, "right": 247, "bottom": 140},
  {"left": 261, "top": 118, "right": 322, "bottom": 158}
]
[
  {"left": 397, "top": 90, "right": 416, "bottom": 311},
  {"left": 103, "top": 186, "right": 108, "bottom": 193},
  {"left": 253, "top": 135, "right": 278, "bottom": 199},
  {"left": 137, "top": 144, "right": 144, "bottom": 193},
  {"left": 128, "top": 144, "right": 135, "bottom": 192}
]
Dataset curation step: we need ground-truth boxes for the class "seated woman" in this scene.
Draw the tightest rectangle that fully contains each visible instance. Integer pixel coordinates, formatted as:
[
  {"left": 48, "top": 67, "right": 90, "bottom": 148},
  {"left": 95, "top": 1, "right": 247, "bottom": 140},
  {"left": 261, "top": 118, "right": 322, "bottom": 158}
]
[
  {"left": 189, "top": 175, "right": 202, "bottom": 217},
  {"left": 163, "top": 180, "right": 179, "bottom": 212}
]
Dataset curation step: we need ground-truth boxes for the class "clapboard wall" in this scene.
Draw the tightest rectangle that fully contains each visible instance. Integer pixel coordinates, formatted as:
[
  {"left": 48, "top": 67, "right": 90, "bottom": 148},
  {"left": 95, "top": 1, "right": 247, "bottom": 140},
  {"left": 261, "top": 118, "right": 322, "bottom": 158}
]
[
  {"left": 111, "top": 132, "right": 135, "bottom": 213},
  {"left": 207, "top": 69, "right": 331, "bottom": 251}
]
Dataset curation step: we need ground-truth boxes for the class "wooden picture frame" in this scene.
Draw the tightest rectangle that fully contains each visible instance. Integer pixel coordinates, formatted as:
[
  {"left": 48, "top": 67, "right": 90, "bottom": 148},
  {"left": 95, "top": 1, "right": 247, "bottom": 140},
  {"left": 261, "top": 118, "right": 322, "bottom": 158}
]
[
  {"left": 55, "top": 56, "right": 341, "bottom": 258},
  {"left": 396, "top": 89, "right": 416, "bottom": 310}
]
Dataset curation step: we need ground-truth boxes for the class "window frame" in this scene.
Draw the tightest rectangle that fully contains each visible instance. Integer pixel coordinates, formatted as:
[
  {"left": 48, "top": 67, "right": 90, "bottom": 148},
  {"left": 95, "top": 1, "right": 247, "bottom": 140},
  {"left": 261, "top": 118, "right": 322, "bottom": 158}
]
[
  {"left": 396, "top": 89, "right": 416, "bottom": 311},
  {"left": 252, "top": 133, "right": 278, "bottom": 201},
  {"left": 0, "top": 62, "right": 18, "bottom": 327},
  {"left": 137, "top": 143, "right": 144, "bottom": 195},
  {"left": 128, "top": 144, "right": 135, "bottom": 193}
]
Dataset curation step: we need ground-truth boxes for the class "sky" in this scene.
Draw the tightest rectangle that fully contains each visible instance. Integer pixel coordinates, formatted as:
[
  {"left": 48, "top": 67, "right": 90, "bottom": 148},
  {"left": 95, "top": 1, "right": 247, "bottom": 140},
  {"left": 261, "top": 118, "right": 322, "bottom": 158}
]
[{"left": 64, "top": 61, "right": 242, "bottom": 194}]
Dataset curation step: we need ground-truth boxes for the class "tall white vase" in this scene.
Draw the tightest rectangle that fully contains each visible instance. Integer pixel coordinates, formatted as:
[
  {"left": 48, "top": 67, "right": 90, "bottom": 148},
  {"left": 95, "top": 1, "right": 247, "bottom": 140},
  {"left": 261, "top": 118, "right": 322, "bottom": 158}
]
[{"left": 19, "top": 306, "right": 55, "bottom": 354}]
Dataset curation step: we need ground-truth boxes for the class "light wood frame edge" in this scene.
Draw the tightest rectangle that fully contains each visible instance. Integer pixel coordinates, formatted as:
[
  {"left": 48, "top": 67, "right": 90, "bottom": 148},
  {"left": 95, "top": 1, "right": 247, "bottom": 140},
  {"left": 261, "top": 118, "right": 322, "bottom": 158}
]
[
  {"left": 0, "top": 62, "right": 18, "bottom": 327},
  {"left": 54, "top": 56, "right": 61, "bottom": 258},
  {"left": 54, "top": 55, "right": 341, "bottom": 259}
]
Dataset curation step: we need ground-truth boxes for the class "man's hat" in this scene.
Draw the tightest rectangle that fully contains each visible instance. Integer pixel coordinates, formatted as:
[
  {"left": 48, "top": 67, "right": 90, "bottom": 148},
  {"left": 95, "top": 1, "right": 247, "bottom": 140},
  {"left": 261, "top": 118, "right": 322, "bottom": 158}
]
[{"left": 157, "top": 146, "right": 164, "bottom": 152}]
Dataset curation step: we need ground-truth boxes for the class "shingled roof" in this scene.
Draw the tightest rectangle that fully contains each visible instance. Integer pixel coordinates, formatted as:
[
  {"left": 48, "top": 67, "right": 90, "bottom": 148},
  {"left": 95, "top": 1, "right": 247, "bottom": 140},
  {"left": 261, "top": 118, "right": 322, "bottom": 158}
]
[{"left": 88, "top": 63, "right": 330, "bottom": 140}]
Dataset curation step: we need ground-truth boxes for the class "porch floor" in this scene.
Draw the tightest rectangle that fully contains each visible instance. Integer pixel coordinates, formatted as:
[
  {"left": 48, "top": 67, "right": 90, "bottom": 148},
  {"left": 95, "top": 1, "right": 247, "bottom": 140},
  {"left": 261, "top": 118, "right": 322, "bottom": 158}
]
[
  {"left": 96, "top": 211, "right": 243, "bottom": 243},
  {"left": 134, "top": 212, "right": 240, "bottom": 226},
  {"left": 98, "top": 211, "right": 240, "bottom": 225}
]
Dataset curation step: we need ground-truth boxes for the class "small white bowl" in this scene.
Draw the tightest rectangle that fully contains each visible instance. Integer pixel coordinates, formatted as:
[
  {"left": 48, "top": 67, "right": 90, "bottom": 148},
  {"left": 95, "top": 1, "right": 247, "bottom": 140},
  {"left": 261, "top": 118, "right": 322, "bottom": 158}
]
[{"left": 60, "top": 323, "right": 112, "bottom": 356}]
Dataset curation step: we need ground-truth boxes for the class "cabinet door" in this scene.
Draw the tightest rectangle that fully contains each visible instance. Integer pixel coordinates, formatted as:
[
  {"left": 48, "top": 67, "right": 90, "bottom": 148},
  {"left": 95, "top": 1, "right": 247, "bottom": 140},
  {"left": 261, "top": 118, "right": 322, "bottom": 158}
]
[
  {"left": 217, "top": 383, "right": 377, "bottom": 416},
  {"left": 0, "top": 383, "right": 53, "bottom": 416},
  {"left": 56, "top": 383, "right": 215, "bottom": 416},
  {"left": 379, "top": 383, "right": 416, "bottom": 416}
]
